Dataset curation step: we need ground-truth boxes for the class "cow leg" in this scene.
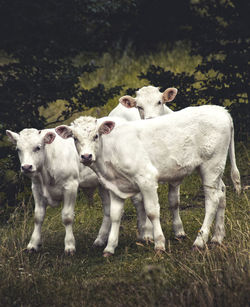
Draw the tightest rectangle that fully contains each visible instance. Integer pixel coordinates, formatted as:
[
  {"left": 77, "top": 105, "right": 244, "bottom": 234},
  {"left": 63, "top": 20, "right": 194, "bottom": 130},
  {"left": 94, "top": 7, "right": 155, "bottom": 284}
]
[
  {"left": 131, "top": 193, "right": 153, "bottom": 242},
  {"left": 193, "top": 172, "right": 221, "bottom": 249},
  {"left": 62, "top": 181, "right": 78, "bottom": 254},
  {"left": 103, "top": 191, "right": 124, "bottom": 255},
  {"left": 168, "top": 184, "right": 186, "bottom": 239},
  {"left": 139, "top": 182, "right": 165, "bottom": 252},
  {"left": 211, "top": 180, "right": 226, "bottom": 245},
  {"left": 93, "top": 186, "right": 111, "bottom": 247},
  {"left": 27, "top": 184, "right": 46, "bottom": 251}
]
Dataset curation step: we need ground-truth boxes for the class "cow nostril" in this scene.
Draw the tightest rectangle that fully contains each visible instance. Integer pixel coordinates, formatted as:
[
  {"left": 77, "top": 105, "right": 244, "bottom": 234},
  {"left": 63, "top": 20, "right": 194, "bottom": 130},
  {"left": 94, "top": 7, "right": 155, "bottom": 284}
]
[
  {"left": 22, "top": 164, "right": 33, "bottom": 171},
  {"left": 81, "top": 154, "right": 92, "bottom": 161}
]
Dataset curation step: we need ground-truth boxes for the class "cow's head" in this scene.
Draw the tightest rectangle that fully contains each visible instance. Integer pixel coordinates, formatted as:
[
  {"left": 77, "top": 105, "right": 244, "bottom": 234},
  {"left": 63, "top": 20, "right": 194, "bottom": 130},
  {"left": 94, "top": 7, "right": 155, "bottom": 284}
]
[
  {"left": 119, "top": 86, "right": 177, "bottom": 119},
  {"left": 6, "top": 128, "right": 56, "bottom": 176},
  {"left": 56, "top": 116, "right": 115, "bottom": 166}
]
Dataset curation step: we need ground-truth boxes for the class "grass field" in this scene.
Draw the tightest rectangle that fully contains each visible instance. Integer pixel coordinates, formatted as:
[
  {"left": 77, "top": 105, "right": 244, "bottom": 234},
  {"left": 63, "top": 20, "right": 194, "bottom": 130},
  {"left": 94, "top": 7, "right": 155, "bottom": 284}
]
[
  {"left": 0, "top": 44, "right": 249, "bottom": 306},
  {"left": 0, "top": 141, "right": 249, "bottom": 307}
]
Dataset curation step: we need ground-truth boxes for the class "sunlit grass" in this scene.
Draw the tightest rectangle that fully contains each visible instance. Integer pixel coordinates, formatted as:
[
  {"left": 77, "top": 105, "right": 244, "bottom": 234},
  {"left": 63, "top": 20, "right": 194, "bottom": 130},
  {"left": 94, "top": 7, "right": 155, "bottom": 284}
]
[{"left": 41, "top": 42, "right": 201, "bottom": 126}]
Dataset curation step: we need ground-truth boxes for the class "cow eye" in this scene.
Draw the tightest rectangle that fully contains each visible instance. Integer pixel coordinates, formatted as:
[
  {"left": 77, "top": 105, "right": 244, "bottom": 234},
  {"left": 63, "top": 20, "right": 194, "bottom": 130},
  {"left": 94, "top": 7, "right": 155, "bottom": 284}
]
[
  {"left": 74, "top": 137, "right": 78, "bottom": 142},
  {"left": 158, "top": 101, "right": 161, "bottom": 105},
  {"left": 16, "top": 147, "right": 20, "bottom": 152},
  {"left": 137, "top": 106, "right": 143, "bottom": 111},
  {"left": 34, "top": 145, "right": 41, "bottom": 152},
  {"left": 94, "top": 134, "right": 98, "bottom": 141}
]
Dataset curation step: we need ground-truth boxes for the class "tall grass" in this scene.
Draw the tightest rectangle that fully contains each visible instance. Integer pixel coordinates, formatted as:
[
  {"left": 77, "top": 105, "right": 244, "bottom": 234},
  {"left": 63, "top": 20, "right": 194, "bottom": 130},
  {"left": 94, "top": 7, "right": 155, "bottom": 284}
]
[{"left": 0, "top": 142, "right": 249, "bottom": 307}]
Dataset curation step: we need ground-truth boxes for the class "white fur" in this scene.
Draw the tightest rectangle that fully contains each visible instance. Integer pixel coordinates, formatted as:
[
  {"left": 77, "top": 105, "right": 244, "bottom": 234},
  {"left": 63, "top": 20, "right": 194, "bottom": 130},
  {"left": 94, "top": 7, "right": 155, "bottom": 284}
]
[
  {"left": 111, "top": 87, "right": 179, "bottom": 240},
  {"left": 119, "top": 86, "right": 174, "bottom": 119},
  {"left": 6, "top": 128, "right": 110, "bottom": 253},
  {"left": 62, "top": 105, "right": 241, "bottom": 254},
  {"left": 135, "top": 86, "right": 173, "bottom": 119},
  {"left": 108, "top": 102, "right": 140, "bottom": 121}
]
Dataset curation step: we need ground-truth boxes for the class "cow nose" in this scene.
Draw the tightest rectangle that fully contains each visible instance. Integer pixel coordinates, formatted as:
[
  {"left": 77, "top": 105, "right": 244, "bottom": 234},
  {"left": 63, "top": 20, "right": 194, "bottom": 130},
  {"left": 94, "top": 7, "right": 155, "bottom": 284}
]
[
  {"left": 21, "top": 164, "right": 33, "bottom": 172},
  {"left": 81, "top": 154, "right": 92, "bottom": 161}
]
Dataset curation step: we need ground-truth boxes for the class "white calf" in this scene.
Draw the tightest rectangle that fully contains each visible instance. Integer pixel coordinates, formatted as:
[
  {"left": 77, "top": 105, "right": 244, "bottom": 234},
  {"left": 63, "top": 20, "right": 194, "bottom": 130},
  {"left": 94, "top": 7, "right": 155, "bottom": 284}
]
[
  {"left": 118, "top": 86, "right": 182, "bottom": 240},
  {"left": 119, "top": 85, "right": 177, "bottom": 119},
  {"left": 56, "top": 105, "right": 241, "bottom": 256},
  {"left": 6, "top": 128, "right": 110, "bottom": 254},
  {"left": 108, "top": 102, "right": 140, "bottom": 121},
  {"left": 108, "top": 102, "right": 154, "bottom": 241}
]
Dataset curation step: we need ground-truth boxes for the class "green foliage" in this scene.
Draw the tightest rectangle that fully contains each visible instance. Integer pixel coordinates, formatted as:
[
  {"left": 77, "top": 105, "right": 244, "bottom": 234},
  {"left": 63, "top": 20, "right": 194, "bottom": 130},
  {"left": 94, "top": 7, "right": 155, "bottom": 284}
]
[
  {"left": 0, "top": 59, "right": 96, "bottom": 133},
  {"left": 0, "top": 55, "right": 122, "bottom": 213},
  {"left": 131, "top": 0, "right": 249, "bottom": 140},
  {"left": 137, "top": 65, "right": 198, "bottom": 110},
  {"left": 190, "top": 0, "right": 250, "bottom": 140},
  {"left": 0, "top": 0, "right": 127, "bottom": 212}
]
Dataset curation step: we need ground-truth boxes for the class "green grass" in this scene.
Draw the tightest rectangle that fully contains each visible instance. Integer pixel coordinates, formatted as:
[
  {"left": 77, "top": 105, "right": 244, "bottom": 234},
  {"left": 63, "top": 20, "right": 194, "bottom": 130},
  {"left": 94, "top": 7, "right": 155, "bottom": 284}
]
[{"left": 0, "top": 143, "right": 249, "bottom": 307}]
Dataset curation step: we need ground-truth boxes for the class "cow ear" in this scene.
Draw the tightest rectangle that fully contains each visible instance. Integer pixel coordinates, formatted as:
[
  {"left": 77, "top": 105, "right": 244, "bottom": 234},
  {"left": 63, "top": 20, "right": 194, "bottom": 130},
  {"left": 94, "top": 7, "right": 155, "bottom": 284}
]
[
  {"left": 98, "top": 121, "right": 115, "bottom": 135},
  {"left": 119, "top": 95, "right": 136, "bottom": 108},
  {"left": 6, "top": 130, "right": 19, "bottom": 144},
  {"left": 55, "top": 125, "right": 73, "bottom": 139},
  {"left": 162, "top": 88, "right": 178, "bottom": 103},
  {"left": 44, "top": 132, "right": 56, "bottom": 144}
]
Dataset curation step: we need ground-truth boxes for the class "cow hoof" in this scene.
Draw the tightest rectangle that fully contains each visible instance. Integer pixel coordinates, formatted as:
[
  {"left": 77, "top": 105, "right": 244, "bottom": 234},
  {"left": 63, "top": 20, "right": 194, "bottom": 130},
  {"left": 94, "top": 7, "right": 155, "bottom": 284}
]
[
  {"left": 192, "top": 245, "right": 204, "bottom": 252},
  {"left": 145, "top": 237, "right": 154, "bottom": 244},
  {"left": 139, "top": 237, "right": 154, "bottom": 245},
  {"left": 175, "top": 235, "right": 186, "bottom": 241},
  {"left": 65, "top": 249, "right": 75, "bottom": 256},
  {"left": 26, "top": 247, "right": 38, "bottom": 253},
  {"left": 93, "top": 240, "right": 106, "bottom": 247},
  {"left": 103, "top": 252, "right": 113, "bottom": 258},
  {"left": 208, "top": 241, "right": 222, "bottom": 249},
  {"left": 155, "top": 248, "right": 165, "bottom": 254},
  {"left": 154, "top": 249, "right": 165, "bottom": 258}
]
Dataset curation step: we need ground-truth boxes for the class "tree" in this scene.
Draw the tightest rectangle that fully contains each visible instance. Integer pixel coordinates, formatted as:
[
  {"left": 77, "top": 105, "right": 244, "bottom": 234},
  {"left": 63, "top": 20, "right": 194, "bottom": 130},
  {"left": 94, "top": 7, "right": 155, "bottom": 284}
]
[
  {"left": 135, "top": 0, "right": 249, "bottom": 140},
  {"left": 136, "top": 65, "right": 198, "bottom": 110},
  {"left": 0, "top": 0, "right": 124, "bottom": 212},
  {"left": 190, "top": 0, "right": 250, "bottom": 139}
]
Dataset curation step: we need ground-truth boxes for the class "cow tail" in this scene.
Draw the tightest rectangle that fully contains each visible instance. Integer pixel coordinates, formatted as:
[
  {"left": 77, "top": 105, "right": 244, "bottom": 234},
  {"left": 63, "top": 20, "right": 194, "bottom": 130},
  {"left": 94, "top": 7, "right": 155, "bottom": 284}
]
[{"left": 229, "top": 119, "right": 241, "bottom": 194}]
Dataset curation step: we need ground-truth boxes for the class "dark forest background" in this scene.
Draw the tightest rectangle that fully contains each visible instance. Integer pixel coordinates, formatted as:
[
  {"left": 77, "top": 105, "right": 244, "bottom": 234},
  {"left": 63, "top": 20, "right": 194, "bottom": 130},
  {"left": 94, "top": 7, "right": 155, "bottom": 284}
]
[{"left": 0, "top": 0, "right": 249, "bottom": 215}]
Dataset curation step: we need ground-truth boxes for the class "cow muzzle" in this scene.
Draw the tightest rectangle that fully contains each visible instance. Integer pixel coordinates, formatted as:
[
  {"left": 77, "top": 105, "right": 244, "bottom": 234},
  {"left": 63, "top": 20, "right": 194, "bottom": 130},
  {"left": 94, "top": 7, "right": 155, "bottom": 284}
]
[
  {"left": 21, "top": 164, "right": 34, "bottom": 174},
  {"left": 80, "top": 154, "right": 93, "bottom": 166}
]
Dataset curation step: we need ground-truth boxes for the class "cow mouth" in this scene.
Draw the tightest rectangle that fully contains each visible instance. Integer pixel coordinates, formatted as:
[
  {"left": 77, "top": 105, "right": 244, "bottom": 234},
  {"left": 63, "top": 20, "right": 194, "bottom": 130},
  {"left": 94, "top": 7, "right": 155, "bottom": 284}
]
[
  {"left": 21, "top": 169, "right": 36, "bottom": 175},
  {"left": 81, "top": 160, "right": 93, "bottom": 166}
]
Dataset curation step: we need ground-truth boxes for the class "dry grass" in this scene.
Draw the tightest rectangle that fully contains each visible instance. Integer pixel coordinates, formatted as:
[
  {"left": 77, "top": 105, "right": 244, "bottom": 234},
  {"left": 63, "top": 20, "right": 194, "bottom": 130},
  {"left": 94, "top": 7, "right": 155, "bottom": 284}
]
[{"left": 0, "top": 143, "right": 249, "bottom": 307}]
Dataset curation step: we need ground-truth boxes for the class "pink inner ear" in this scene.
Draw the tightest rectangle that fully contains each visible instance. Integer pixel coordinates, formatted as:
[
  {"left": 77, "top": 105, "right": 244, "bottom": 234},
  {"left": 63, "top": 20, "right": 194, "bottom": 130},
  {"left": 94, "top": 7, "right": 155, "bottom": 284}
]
[
  {"left": 55, "top": 126, "right": 71, "bottom": 139},
  {"left": 163, "top": 88, "right": 177, "bottom": 102},
  {"left": 105, "top": 121, "right": 115, "bottom": 131},
  {"left": 169, "top": 91, "right": 175, "bottom": 99},
  {"left": 119, "top": 96, "right": 136, "bottom": 108},
  {"left": 125, "top": 99, "right": 131, "bottom": 107},
  {"left": 44, "top": 132, "right": 56, "bottom": 144},
  {"left": 99, "top": 121, "right": 115, "bottom": 134}
]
